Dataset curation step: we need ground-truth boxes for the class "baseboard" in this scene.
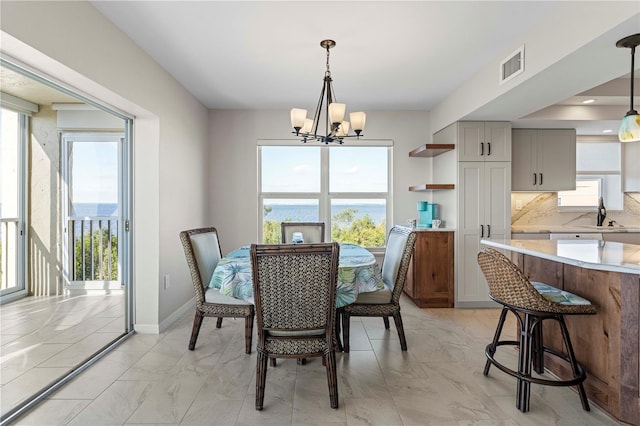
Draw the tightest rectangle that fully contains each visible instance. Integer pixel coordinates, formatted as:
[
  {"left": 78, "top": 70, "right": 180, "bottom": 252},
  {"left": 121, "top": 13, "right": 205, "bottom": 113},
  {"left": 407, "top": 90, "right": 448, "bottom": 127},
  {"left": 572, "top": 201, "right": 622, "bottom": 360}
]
[
  {"left": 133, "top": 297, "right": 195, "bottom": 334},
  {"left": 159, "top": 296, "right": 196, "bottom": 333}
]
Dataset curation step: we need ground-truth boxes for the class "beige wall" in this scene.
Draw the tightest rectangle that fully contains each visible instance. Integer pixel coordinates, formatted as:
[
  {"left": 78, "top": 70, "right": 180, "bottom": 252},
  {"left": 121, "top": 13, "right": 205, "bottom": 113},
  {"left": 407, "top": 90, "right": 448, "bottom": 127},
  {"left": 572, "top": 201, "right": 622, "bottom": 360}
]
[
  {"left": 1, "top": 1, "right": 209, "bottom": 331},
  {"left": 208, "top": 110, "right": 433, "bottom": 250}
]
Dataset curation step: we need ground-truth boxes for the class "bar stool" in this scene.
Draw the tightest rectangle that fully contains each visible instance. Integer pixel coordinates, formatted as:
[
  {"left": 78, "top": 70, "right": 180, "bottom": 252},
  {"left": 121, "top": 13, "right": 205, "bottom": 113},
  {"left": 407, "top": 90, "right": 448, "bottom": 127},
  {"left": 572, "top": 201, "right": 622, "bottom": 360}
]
[{"left": 477, "top": 247, "right": 596, "bottom": 413}]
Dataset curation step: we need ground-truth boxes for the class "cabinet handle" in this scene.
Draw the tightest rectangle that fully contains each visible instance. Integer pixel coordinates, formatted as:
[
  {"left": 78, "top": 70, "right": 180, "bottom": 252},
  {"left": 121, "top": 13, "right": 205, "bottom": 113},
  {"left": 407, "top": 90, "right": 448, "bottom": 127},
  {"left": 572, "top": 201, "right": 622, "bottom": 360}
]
[
  {"left": 480, "top": 142, "right": 484, "bottom": 156},
  {"left": 480, "top": 224, "right": 484, "bottom": 238},
  {"left": 487, "top": 224, "right": 491, "bottom": 238},
  {"left": 488, "top": 142, "right": 491, "bottom": 156},
  {"left": 533, "top": 173, "right": 537, "bottom": 185},
  {"left": 539, "top": 173, "right": 543, "bottom": 185}
]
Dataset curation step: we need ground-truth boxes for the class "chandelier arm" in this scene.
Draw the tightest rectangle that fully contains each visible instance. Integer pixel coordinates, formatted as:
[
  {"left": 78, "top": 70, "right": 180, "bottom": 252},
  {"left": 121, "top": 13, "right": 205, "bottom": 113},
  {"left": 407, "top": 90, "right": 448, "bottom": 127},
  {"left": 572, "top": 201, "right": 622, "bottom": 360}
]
[
  {"left": 312, "top": 78, "right": 327, "bottom": 138},
  {"left": 629, "top": 45, "right": 637, "bottom": 115}
]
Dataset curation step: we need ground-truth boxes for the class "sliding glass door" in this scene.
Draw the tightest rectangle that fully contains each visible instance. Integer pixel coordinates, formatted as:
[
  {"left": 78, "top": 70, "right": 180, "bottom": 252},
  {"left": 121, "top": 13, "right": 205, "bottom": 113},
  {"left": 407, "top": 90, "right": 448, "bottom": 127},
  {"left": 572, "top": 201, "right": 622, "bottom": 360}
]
[{"left": 0, "top": 107, "right": 27, "bottom": 303}]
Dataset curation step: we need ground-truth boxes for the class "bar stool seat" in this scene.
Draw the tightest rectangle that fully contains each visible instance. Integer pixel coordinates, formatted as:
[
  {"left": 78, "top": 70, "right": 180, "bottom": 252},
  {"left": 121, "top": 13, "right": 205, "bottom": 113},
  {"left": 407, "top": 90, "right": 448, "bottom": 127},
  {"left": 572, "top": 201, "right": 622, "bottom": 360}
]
[{"left": 477, "top": 247, "right": 596, "bottom": 413}]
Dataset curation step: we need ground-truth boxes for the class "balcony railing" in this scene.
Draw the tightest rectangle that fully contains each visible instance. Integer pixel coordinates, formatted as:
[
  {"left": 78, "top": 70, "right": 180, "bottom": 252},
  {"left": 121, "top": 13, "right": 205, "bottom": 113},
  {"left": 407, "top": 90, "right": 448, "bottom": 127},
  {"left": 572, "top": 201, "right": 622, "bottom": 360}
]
[
  {"left": 68, "top": 217, "right": 119, "bottom": 281},
  {"left": 1, "top": 218, "right": 19, "bottom": 290}
]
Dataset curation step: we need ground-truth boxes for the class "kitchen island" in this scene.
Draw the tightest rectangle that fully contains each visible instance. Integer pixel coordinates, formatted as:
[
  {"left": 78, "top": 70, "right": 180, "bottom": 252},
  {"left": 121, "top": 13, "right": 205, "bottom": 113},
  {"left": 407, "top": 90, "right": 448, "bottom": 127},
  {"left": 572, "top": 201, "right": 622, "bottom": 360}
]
[{"left": 481, "top": 238, "right": 640, "bottom": 424}]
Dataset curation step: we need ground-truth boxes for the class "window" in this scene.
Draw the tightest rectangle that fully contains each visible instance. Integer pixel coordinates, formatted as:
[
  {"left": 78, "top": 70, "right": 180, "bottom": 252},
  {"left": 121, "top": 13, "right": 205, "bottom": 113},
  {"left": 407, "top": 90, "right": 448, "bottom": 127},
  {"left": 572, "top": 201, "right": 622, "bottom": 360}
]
[
  {"left": 557, "top": 141, "right": 623, "bottom": 210},
  {"left": 259, "top": 143, "right": 391, "bottom": 247}
]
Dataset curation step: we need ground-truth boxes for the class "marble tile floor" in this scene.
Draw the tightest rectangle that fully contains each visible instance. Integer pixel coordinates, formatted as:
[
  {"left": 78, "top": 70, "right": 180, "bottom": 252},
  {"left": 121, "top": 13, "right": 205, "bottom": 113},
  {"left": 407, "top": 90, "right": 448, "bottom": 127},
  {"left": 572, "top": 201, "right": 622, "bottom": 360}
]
[
  {"left": 12, "top": 296, "right": 620, "bottom": 425},
  {"left": 1, "top": 293, "right": 126, "bottom": 417}
]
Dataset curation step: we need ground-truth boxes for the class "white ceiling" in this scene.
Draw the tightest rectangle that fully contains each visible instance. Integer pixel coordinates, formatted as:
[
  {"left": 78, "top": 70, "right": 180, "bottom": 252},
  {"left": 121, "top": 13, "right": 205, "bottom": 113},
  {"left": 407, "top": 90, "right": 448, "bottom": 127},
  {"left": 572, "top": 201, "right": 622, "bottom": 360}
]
[{"left": 2, "top": 1, "right": 639, "bottom": 136}]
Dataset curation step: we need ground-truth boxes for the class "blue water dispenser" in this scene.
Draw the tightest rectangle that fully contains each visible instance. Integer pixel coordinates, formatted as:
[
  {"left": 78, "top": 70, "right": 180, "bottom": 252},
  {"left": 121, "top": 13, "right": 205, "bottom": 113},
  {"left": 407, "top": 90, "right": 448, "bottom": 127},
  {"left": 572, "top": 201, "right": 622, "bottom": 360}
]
[{"left": 417, "top": 201, "right": 438, "bottom": 228}]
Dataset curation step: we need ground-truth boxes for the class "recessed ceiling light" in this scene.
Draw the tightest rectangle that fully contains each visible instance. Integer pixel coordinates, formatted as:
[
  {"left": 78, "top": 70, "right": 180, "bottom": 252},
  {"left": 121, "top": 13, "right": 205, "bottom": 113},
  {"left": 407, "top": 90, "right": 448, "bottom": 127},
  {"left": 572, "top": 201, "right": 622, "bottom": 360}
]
[
  {"left": 582, "top": 99, "right": 596, "bottom": 104},
  {"left": 603, "top": 129, "right": 613, "bottom": 133}
]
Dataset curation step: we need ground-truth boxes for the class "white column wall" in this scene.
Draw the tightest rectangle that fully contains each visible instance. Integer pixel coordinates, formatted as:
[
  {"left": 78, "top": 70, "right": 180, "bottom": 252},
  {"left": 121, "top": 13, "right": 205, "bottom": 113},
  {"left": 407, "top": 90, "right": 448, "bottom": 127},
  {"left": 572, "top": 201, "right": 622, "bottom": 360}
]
[
  {"left": 208, "top": 110, "right": 432, "bottom": 251},
  {"left": 1, "top": 1, "right": 209, "bottom": 331}
]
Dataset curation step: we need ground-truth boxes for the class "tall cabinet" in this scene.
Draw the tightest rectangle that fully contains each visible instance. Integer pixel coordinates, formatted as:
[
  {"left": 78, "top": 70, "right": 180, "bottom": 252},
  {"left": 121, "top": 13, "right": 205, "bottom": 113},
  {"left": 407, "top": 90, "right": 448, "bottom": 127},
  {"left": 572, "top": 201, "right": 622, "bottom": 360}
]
[
  {"left": 457, "top": 161, "right": 511, "bottom": 305},
  {"left": 453, "top": 121, "right": 511, "bottom": 306}
]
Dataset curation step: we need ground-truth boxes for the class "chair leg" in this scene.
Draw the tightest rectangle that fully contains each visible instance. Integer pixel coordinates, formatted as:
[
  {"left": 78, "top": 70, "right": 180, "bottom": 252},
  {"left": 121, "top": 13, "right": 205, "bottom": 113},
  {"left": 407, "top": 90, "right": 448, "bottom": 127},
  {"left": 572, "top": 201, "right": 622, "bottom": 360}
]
[
  {"left": 270, "top": 358, "right": 276, "bottom": 367},
  {"left": 245, "top": 314, "right": 254, "bottom": 354},
  {"left": 325, "top": 350, "right": 339, "bottom": 409},
  {"left": 255, "top": 351, "right": 268, "bottom": 410},
  {"left": 188, "top": 311, "right": 204, "bottom": 350},
  {"left": 516, "top": 313, "right": 534, "bottom": 413},
  {"left": 342, "top": 311, "right": 351, "bottom": 353},
  {"left": 335, "top": 308, "right": 343, "bottom": 352},
  {"left": 392, "top": 311, "right": 407, "bottom": 351},
  {"left": 532, "top": 320, "right": 544, "bottom": 374},
  {"left": 558, "top": 316, "right": 591, "bottom": 411},
  {"left": 383, "top": 316, "right": 390, "bottom": 330},
  {"left": 484, "top": 306, "right": 508, "bottom": 376},
  {"left": 216, "top": 317, "right": 223, "bottom": 328}
]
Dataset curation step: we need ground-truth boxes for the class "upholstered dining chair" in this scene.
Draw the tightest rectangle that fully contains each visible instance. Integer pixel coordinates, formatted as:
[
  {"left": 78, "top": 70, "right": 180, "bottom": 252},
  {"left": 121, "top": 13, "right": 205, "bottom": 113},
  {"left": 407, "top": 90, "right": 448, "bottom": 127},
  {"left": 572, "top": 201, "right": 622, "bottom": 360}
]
[
  {"left": 341, "top": 225, "right": 417, "bottom": 353},
  {"left": 250, "top": 242, "right": 340, "bottom": 410},
  {"left": 477, "top": 247, "right": 596, "bottom": 413},
  {"left": 281, "top": 222, "right": 325, "bottom": 244},
  {"left": 179, "top": 227, "right": 254, "bottom": 354}
]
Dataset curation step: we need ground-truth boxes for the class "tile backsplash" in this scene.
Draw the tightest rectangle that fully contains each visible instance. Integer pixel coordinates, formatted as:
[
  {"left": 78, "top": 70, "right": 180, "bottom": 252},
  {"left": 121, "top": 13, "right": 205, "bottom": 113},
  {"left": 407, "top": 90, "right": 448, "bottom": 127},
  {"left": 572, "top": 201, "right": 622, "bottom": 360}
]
[{"left": 511, "top": 192, "right": 640, "bottom": 227}]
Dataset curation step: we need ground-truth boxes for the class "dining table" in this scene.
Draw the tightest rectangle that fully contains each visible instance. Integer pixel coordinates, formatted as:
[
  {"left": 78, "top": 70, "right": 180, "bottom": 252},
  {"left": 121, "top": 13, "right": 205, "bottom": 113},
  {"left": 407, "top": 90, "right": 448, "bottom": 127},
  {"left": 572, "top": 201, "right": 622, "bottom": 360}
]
[{"left": 209, "top": 243, "right": 384, "bottom": 308}]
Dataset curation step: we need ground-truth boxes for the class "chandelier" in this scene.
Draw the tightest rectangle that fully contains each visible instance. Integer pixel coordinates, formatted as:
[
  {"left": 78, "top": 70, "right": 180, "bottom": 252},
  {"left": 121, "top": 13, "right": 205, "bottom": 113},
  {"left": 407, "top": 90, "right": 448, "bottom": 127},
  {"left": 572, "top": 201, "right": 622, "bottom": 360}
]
[
  {"left": 290, "top": 40, "right": 366, "bottom": 144},
  {"left": 616, "top": 33, "right": 640, "bottom": 142}
]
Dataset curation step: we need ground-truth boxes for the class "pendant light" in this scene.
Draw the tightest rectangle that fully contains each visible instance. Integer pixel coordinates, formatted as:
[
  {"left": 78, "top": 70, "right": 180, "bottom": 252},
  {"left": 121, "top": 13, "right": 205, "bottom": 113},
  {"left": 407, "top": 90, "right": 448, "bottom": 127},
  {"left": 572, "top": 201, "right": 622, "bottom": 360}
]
[
  {"left": 616, "top": 33, "right": 640, "bottom": 142},
  {"left": 290, "top": 40, "right": 366, "bottom": 144}
]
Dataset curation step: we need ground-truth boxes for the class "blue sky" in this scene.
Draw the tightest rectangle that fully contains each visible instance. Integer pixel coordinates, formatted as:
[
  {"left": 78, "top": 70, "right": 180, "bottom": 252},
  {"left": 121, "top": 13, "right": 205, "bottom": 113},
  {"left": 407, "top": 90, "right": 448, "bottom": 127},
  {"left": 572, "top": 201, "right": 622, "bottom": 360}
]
[{"left": 261, "top": 146, "right": 388, "bottom": 201}]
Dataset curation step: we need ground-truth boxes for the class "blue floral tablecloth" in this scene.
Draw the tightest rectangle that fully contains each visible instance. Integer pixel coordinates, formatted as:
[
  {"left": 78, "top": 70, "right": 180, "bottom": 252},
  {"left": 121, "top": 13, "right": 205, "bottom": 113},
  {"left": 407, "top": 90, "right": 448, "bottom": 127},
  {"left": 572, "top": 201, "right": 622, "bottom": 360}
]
[{"left": 209, "top": 243, "right": 384, "bottom": 307}]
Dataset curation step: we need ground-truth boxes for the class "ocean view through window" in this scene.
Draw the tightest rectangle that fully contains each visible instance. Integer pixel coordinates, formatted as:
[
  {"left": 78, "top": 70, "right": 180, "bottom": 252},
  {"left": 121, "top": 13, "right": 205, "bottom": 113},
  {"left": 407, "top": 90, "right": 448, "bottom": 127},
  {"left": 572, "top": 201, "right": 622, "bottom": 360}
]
[{"left": 259, "top": 144, "right": 390, "bottom": 247}]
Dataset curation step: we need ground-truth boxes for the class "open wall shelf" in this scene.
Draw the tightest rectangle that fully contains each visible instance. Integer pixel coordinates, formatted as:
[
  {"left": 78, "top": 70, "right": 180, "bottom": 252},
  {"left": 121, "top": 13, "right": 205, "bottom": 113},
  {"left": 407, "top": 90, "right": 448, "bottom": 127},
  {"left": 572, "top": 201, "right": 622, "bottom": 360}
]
[
  {"left": 408, "top": 184, "right": 455, "bottom": 192},
  {"left": 409, "top": 144, "right": 455, "bottom": 158}
]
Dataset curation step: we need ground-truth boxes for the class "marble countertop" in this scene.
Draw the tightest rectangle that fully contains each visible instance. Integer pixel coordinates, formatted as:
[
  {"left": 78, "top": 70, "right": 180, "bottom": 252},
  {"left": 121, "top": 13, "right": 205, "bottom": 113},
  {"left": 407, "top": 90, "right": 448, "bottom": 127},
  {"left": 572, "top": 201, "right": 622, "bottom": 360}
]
[
  {"left": 511, "top": 225, "right": 640, "bottom": 234},
  {"left": 481, "top": 238, "right": 640, "bottom": 275}
]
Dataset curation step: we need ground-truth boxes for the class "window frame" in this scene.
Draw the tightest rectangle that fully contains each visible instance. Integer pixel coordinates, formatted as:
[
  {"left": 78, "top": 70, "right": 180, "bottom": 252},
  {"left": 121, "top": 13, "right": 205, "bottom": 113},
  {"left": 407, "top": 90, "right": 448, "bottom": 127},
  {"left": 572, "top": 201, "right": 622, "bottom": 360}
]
[
  {"left": 258, "top": 140, "right": 392, "bottom": 249},
  {"left": 557, "top": 137, "right": 623, "bottom": 211}
]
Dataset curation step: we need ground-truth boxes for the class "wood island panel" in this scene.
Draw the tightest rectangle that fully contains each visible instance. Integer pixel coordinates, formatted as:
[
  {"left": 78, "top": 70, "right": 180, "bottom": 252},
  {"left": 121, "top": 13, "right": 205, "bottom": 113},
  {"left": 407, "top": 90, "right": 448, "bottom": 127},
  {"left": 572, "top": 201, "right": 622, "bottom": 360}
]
[{"left": 516, "top": 253, "right": 640, "bottom": 425}]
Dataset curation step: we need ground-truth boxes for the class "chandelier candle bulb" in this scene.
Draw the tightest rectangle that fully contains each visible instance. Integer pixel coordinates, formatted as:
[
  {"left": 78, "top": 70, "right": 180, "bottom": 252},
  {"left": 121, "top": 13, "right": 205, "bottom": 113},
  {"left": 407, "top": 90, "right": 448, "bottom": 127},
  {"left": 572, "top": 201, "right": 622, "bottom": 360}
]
[
  {"left": 337, "top": 121, "right": 350, "bottom": 137},
  {"left": 350, "top": 111, "right": 366, "bottom": 135},
  {"left": 301, "top": 118, "right": 314, "bottom": 134},
  {"left": 290, "top": 108, "right": 307, "bottom": 134},
  {"left": 329, "top": 103, "right": 346, "bottom": 125}
]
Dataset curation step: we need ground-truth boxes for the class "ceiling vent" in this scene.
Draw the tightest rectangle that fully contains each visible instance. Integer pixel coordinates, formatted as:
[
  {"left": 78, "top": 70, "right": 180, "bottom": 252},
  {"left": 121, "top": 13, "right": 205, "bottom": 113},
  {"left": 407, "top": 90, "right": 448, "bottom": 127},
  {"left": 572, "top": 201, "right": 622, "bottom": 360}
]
[{"left": 500, "top": 45, "right": 524, "bottom": 85}]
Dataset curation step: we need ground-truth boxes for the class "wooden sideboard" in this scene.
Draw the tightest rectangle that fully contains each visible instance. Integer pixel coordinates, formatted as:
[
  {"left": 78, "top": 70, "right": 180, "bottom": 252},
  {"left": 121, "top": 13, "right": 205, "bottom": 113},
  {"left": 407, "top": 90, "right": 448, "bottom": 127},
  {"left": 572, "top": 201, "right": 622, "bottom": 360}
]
[{"left": 404, "top": 230, "right": 454, "bottom": 308}]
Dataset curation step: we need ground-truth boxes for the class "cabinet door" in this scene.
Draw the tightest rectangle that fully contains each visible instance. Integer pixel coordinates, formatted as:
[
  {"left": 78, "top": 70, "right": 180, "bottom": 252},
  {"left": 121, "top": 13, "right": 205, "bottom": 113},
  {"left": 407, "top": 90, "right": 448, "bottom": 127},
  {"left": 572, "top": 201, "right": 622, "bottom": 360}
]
[
  {"left": 512, "top": 129, "right": 538, "bottom": 190},
  {"left": 457, "top": 122, "right": 484, "bottom": 161},
  {"left": 623, "top": 141, "right": 640, "bottom": 192},
  {"left": 484, "top": 162, "right": 511, "bottom": 245},
  {"left": 484, "top": 122, "right": 511, "bottom": 162},
  {"left": 537, "top": 129, "right": 576, "bottom": 191},
  {"left": 457, "top": 162, "right": 487, "bottom": 302}
]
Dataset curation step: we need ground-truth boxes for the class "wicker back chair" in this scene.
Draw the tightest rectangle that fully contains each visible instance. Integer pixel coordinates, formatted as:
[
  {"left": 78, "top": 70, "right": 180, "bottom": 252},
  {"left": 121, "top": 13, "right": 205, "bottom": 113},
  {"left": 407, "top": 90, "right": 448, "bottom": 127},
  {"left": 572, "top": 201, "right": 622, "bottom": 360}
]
[
  {"left": 341, "top": 226, "right": 417, "bottom": 352},
  {"left": 180, "top": 227, "right": 254, "bottom": 354},
  {"left": 281, "top": 222, "right": 325, "bottom": 244},
  {"left": 250, "top": 242, "right": 340, "bottom": 410},
  {"left": 477, "top": 247, "right": 596, "bottom": 413}
]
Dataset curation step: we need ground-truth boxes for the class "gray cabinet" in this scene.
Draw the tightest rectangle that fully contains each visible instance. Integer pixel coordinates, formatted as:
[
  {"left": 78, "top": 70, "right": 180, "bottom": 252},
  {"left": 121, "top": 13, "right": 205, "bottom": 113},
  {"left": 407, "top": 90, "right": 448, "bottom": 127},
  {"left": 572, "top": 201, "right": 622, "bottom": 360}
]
[
  {"left": 623, "top": 141, "right": 640, "bottom": 192},
  {"left": 457, "top": 161, "right": 511, "bottom": 305},
  {"left": 512, "top": 129, "right": 576, "bottom": 191},
  {"left": 602, "top": 233, "right": 640, "bottom": 245},
  {"left": 457, "top": 122, "right": 511, "bottom": 162}
]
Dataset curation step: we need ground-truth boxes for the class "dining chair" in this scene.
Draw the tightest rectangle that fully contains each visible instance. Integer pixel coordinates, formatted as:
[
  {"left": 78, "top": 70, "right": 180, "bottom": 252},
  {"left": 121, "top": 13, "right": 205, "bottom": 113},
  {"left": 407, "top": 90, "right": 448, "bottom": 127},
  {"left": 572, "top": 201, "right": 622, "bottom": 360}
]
[
  {"left": 341, "top": 225, "right": 417, "bottom": 352},
  {"left": 281, "top": 222, "right": 325, "bottom": 244},
  {"left": 250, "top": 242, "right": 340, "bottom": 410},
  {"left": 179, "top": 227, "right": 255, "bottom": 354},
  {"left": 477, "top": 247, "right": 596, "bottom": 412}
]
